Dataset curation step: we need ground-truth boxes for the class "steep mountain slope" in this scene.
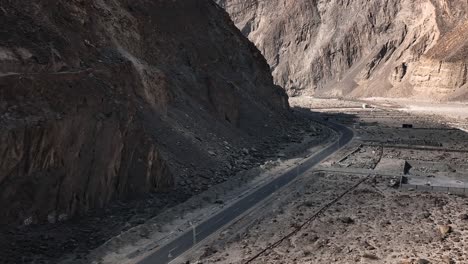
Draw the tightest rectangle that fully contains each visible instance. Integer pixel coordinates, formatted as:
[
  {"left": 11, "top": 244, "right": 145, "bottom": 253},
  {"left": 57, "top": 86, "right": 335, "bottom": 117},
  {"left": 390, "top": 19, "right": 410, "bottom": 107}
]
[
  {"left": 216, "top": 0, "right": 468, "bottom": 100},
  {"left": 0, "top": 0, "right": 290, "bottom": 224}
]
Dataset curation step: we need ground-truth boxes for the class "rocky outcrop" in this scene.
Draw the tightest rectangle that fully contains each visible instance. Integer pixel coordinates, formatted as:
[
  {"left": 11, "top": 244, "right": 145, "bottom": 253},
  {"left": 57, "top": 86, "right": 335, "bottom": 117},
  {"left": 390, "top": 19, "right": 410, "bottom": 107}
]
[
  {"left": 216, "top": 0, "right": 468, "bottom": 100},
  {"left": 410, "top": 59, "right": 467, "bottom": 99},
  {"left": 0, "top": 0, "right": 289, "bottom": 224},
  {"left": 411, "top": 20, "right": 468, "bottom": 100}
]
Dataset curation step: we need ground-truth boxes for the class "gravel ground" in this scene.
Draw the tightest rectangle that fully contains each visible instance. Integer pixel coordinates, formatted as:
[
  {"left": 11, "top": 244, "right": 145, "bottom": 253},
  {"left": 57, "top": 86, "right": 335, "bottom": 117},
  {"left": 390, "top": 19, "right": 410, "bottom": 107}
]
[
  {"left": 181, "top": 98, "right": 468, "bottom": 264},
  {"left": 193, "top": 172, "right": 468, "bottom": 264}
]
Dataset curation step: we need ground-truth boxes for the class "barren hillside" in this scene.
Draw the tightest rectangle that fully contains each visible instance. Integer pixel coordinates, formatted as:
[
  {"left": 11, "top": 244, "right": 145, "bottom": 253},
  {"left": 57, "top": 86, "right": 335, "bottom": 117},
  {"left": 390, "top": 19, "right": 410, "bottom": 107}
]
[
  {"left": 0, "top": 0, "right": 291, "bottom": 225},
  {"left": 216, "top": 0, "right": 468, "bottom": 101}
]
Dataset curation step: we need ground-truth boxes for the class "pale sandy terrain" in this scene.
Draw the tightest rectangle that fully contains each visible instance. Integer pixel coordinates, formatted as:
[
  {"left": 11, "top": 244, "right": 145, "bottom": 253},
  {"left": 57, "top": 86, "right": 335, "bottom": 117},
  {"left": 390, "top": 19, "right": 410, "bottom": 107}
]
[
  {"left": 291, "top": 96, "right": 468, "bottom": 122},
  {"left": 362, "top": 97, "right": 468, "bottom": 121}
]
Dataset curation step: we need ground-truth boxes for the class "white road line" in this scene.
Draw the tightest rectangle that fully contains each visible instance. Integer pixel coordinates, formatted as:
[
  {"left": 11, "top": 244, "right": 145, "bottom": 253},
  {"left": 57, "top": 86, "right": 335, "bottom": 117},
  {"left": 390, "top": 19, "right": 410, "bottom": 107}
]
[{"left": 169, "top": 246, "right": 179, "bottom": 253}]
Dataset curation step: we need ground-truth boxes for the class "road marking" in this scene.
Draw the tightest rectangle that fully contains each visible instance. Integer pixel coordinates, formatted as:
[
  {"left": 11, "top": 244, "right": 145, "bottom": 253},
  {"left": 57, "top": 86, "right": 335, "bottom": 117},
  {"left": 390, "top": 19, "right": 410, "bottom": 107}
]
[
  {"left": 168, "top": 246, "right": 179, "bottom": 258},
  {"left": 169, "top": 246, "right": 179, "bottom": 253}
]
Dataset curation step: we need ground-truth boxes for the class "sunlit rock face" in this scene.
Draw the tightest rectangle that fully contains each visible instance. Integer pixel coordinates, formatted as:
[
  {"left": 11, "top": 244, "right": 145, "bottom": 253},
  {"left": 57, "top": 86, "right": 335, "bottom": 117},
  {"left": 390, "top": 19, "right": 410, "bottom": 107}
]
[{"left": 217, "top": 0, "right": 468, "bottom": 100}]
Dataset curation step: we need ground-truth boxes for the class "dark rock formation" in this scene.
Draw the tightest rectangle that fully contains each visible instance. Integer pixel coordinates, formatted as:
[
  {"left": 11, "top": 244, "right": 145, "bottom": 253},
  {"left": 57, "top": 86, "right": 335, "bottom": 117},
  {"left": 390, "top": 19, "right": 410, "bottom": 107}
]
[
  {"left": 216, "top": 0, "right": 468, "bottom": 100},
  {"left": 0, "top": 0, "right": 289, "bottom": 224}
]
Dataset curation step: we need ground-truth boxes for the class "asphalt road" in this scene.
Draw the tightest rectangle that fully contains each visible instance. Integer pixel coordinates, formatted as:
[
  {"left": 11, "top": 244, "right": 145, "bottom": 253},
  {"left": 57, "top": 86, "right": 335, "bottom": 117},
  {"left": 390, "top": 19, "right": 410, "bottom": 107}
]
[{"left": 138, "top": 119, "right": 353, "bottom": 264}]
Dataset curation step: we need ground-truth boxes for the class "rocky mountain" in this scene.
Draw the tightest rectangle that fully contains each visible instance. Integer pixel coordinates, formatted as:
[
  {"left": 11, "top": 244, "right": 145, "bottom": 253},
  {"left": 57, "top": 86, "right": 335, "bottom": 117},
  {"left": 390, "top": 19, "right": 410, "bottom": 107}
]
[
  {"left": 216, "top": 0, "right": 468, "bottom": 100},
  {"left": 0, "top": 0, "right": 290, "bottom": 224}
]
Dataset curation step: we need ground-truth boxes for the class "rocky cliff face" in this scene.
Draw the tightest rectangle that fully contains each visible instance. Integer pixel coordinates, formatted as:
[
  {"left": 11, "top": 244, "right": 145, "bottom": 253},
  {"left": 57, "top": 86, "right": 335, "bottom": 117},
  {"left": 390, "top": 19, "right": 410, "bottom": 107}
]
[
  {"left": 0, "top": 0, "right": 289, "bottom": 224},
  {"left": 216, "top": 0, "right": 468, "bottom": 100}
]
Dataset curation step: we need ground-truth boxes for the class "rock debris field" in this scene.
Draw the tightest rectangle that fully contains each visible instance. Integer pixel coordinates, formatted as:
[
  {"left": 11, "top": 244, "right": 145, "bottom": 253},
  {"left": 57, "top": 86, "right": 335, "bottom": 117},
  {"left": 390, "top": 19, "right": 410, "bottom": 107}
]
[{"left": 0, "top": 113, "right": 330, "bottom": 264}]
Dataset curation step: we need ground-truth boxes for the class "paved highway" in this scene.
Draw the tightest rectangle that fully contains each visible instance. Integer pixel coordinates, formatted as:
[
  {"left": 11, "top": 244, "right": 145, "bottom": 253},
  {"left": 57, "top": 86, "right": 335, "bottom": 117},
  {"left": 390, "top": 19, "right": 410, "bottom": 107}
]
[{"left": 138, "top": 118, "right": 353, "bottom": 264}]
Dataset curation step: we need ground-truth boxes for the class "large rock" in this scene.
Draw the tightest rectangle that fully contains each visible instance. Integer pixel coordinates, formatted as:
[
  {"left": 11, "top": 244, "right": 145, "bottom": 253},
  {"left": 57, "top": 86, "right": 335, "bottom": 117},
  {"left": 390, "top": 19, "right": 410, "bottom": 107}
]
[
  {"left": 216, "top": 0, "right": 468, "bottom": 100},
  {"left": 0, "top": 0, "right": 289, "bottom": 224}
]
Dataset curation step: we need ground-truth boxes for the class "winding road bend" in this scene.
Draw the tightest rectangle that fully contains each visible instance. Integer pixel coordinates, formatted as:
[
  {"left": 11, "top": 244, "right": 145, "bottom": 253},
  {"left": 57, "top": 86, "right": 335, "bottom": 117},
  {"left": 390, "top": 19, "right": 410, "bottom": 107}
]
[{"left": 138, "top": 116, "right": 354, "bottom": 264}]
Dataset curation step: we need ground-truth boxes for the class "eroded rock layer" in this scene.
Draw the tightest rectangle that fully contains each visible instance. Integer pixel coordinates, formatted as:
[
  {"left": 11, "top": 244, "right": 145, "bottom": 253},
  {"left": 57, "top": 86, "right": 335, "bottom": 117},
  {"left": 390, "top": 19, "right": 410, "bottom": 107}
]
[
  {"left": 217, "top": 0, "right": 468, "bottom": 100},
  {"left": 0, "top": 0, "right": 289, "bottom": 224}
]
